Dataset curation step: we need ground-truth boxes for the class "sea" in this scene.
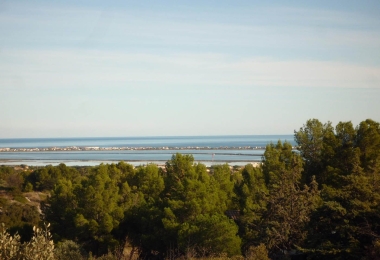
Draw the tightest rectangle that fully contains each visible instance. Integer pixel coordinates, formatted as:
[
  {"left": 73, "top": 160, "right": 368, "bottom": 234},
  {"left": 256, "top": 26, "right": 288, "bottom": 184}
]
[{"left": 0, "top": 135, "right": 295, "bottom": 166}]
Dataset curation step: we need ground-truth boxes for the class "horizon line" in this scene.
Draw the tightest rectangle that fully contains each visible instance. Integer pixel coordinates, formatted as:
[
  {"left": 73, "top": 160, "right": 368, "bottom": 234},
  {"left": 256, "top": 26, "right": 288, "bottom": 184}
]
[{"left": 0, "top": 134, "right": 295, "bottom": 140}]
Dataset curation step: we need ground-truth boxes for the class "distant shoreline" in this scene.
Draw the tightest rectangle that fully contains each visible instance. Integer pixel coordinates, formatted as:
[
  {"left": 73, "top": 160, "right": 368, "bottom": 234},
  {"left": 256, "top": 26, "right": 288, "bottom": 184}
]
[
  {"left": 0, "top": 146, "right": 273, "bottom": 152},
  {"left": 0, "top": 159, "right": 261, "bottom": 167},
  {"left": 0, "top": 136, "right": 296, "bottom": 167}
]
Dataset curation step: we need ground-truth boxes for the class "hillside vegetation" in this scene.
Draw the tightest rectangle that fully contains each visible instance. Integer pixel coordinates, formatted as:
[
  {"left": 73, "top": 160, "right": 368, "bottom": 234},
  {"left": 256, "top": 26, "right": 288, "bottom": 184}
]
[{"left": 1, "top": 118, "right": 380, "bottom": 259}]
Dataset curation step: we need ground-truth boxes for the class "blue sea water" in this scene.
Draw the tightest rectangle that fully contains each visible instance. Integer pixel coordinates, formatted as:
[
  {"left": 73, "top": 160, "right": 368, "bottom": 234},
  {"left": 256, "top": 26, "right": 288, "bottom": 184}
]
[
  {"left": 0, "top": 135, "right": 295, "bottom": 166},
  {"left": 0, "top": 135, "right": 294, "bottom": 149}
]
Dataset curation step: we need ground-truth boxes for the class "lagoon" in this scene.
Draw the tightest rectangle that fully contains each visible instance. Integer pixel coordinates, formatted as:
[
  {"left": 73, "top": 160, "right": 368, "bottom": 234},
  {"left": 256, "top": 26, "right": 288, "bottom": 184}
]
[{"left": 0, "top": 135, "right": 295, "bottom": 166}]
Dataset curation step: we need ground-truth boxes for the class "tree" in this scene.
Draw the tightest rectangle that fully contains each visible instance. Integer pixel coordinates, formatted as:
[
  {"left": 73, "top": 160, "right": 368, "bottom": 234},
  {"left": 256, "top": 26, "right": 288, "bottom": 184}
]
[
  {"left": 178, "top": 214, "right": 241, "bottom": 257},
  {"left": 294, "top": 119, "right": 380, "bottom": 259},
  {"left": 294, "top": 119, "right": 335, "bottom": 185},
  {"left": 305, "top": 155, "right": 380, "bottom": 259},
  {"left": 234, "top": 164, "right": 268, "bottom": 246},
  {"left": 212, "top": 164, "right": 236, "bottom": 211},
  {"left": 334, "top": 121, "right": 359, "bottom": 175},
  {"left": 74, "top": 165, "right": 124, "bottom": 254},
  {"left": 154, "top": 154, "right": 242, "bottom": 257},
  {"left": 117, "top": 164, "right": 166, "bottom": 256},
  {"left": 262, "top": 141, "right": 294, "bottom": 187},
  {"left": 356, "top": 119, "right": 380, "bottom": 174},
  {"left": 28, "top": 164, "right": 81, "bottom": 191},
  {"left": 44, "top": 179, "right": 79, "bottom": 241},
  {"left": 260, "top": 141, "right": 320, "bottom": 257},
  {"left": 246, "top": 243, "right": 270, "bottom": 260},
  {"left": 55, "top": 240, "right": 86, "bottom": 260},
  {"left": 132, "top": 164, "right": 165, "bottom": 204},
  {"left": 45, "top": 164, "right": 127, "bottom": 255}
]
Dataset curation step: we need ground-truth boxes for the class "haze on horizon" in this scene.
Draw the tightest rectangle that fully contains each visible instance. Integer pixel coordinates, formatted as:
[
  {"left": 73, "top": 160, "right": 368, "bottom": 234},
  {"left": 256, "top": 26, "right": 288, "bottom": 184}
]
[{"left": 1, "top": 0, "right": 380, "bottom": 138}]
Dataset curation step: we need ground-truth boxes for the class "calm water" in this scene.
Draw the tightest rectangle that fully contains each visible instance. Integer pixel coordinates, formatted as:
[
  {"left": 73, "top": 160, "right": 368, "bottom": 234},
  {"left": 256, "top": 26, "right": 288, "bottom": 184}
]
[
  {"left": 0, "top": 135, "right": 294, "bottom": 148},
  {"left": 0, "top": 135, "right": 295, "bottom": 166}
]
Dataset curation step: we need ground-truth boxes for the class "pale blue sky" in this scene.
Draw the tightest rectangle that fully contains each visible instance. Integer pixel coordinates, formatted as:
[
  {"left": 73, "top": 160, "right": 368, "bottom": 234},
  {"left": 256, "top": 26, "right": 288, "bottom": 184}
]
[{"left": 1, "top": 0, "right": 379, "bottom": 137}]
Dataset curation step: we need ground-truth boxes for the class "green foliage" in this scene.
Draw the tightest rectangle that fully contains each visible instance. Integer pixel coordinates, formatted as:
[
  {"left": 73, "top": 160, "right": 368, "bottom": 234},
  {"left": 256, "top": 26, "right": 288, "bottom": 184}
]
[
  {"left": 0, "top": 201, "right": 40, "bottom": 242},
  {"left": 0, "top": 166, "right": 15, "bottom": 185},
  {"left": 178, "top": 214, "right": 241, "bottom": 257},
  {"left": 234, "top": 164, "right": 267, "bottom": 244},
  {"left": 132, "top": 163, "right": 165, "bottom": 204},
  {"left": 260, "top": 141, "right": 320, "bottom": 257},
  {"left": 44, "top": 178, "right": 79, "bottom": 241},
  {"left": 6, "top": 173, "right": 24, "bottom": 191},
  {"left": 261, "top": 141, "right": 296, "bottom": 187},
  {"left": 245, "top": 244, "right": 270, "bottom": 260},
  {"left": 3, "top": 119, "right": 379, "bottom": 259},
  {"left": 295, "top": 119, "right": 380, "bottom": 258},
  {"left": 212, "top": 164, "right": 236, "bottom": 211},
  {"left": 28, "top": 164, "right": 81, "bottom": 191},
  {"left": 120, "top": 154, "right": 242, "bottom": 258},
  {"left": 55, "top": 240, "right": 86, "bottom": 260},
  {"left": 46, "top": 163, "right": 128, "bottom": 255},
  {"left": 356, "top": 119, "right": 380, "bottom": 173},
  {"left": 294, "top": 119, "right": 335, "bottom": 185},
  {"left": 165, "top": 155, "right": 241, "bottom": 256},
  {"left": 23, "top": 182, "right": 33, "bottom": 192},
  {"left": 116, "top": 163, "right": 166, "bottom": 254},
  {"left": 305, "top": 172, "right": 380, "bottom": 258}
]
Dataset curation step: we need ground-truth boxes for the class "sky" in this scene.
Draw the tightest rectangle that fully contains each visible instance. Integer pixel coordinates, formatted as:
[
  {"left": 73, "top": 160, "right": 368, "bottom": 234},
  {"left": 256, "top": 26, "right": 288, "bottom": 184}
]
[{"left": 1, "top": 0, "right": 380, "bottom": 138}]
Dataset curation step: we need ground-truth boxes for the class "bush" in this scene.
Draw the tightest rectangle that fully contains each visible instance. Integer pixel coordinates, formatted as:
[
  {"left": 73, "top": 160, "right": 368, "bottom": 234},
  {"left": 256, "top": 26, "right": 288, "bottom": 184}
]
[
  {"left": 246, "top": 244, "right": 270, "bottom": 260},
  {"left": 0, "top": 223, "right": 22, "bottom": 259},
  {"left": 0, "top": 223, "right": 55, "bottom": 260},
  {"left": 24, "top": 182, "right": 33, "bottom": 192},
  {"left": 55, "top": 240, "right": 86, "bottom": 260}
]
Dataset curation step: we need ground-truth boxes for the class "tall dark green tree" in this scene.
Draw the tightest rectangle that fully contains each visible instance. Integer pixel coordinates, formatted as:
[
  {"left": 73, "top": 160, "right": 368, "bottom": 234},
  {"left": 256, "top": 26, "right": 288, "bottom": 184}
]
[
  {"left": 118, "top": 164, "right": 166, "bottom": 256},
  {"left": 294, "top": 119, "right": 335, "bottom": 185},
  {"left": 161, "top": 154, "right": 241, "bottom": 257},
  {"left": 305, "top": 164, "right": 380, "bottom": 259},
  {"left": 45, "top": 164, "right": 130, "bottom": 255},
  {"left": 234, "top": 164, "right": 267, "bottom": 247},
  {"left": 298, "top": 119, "right": 380, "bottom": 259},
  {"left": 44, "top": 178, "right": 79, "bottom": 241},
  {"left": 210, "top": 164, "right": 236, "bottom": 212},
  {"left": 260, "top": 141, "right": 320, "bottom": 257},
  {"left": 356, "top": 119, "right": 380, "bottom": 174},
  {"left": 119, "top": 155, "right": 241, "bottom": 257}
]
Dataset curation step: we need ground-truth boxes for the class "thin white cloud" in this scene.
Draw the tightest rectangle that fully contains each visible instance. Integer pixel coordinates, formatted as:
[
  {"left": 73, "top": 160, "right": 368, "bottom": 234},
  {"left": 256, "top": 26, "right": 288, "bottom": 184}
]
[{"left": 1, "top": 49, "right": 379, "bottom": 90}]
